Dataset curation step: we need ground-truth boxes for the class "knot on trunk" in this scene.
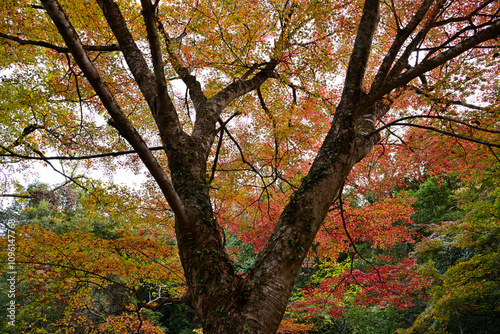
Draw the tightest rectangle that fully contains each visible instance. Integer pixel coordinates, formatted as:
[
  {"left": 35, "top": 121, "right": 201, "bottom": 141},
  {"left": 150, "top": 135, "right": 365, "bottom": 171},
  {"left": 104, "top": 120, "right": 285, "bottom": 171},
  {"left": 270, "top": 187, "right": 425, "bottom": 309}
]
[{"left": 353, "top": 112, "right": 380, "bottom": 164}]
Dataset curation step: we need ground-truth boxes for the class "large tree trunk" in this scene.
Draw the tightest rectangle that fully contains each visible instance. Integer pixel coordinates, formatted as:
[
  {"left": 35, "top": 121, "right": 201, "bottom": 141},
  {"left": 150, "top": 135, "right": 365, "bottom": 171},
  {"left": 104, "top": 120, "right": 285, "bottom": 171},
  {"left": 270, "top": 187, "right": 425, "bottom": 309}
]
[
  {"left": 172, "top": 0, "right": 384, "bottom": 330},
  {"left": 171, "top": 100, "right": 381, "bottom": 333}
]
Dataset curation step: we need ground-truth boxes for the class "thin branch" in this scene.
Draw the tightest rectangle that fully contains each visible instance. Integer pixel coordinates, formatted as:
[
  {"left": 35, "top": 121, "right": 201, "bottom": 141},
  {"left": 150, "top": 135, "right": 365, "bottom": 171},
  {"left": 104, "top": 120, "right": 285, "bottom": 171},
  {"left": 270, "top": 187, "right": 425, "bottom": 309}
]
[
  {"left": 223, "top": 128, "right": 263, "bottom": 180},
  {"left": 488, "top": 146, "right": 500, "bottom": 163},
  {"left": 388, "top": 0, "right": 402, "bottom": 31},
  {"left": 0, "top": 32, "right": 120, "bottom": 53},
  {"left": 221, "top": 126, "right": 275, "bottom": 218},
  {"left": 379, "top": 119, "right": 414, "bottom": 151},
  {"left": 64, "top": 52, "right": 85, "bottom": 135},
  {"left": 371, "top": 115, "right": 500, "bottom": 135},
  {"left": 257, "top": 87, "right": 280, "bottom": 177},
  {"left": 338, "top": 184, "right": 367, "bottom": 264},
  {"left": 211, "top": 7, "right": 244, "bottom": 66},
  {"left": 0, "top": 145, "right": 165, "bottom": 160},
  {"left": 337, "top": 184, "right": 401, "bottom": 296},
  {"left": 424, "top": 19, "right": 499, "bottom": 62},
  {"left": 19, "top": 259, "right": 135, "bottom": 294},
  {"left": 208, "top": 124, "right": 225, "bottom": 185},
  {"left": 371, "top": 121, "right": 500, "bottom": 148},
  {"left": 137, "top": 293, "right": 191, "bottom": 310},
  {"left": 410, "top": 85, "right": 489, "bottom": 111},
  {"left": 155, "top": 16, "right": 207, "bottom": 110},
  {"left": 0, "top": 194, "right": 32, "bottom": 199},
  {"left": 31, "top": 147, "right": 89, "bottom": 191}
]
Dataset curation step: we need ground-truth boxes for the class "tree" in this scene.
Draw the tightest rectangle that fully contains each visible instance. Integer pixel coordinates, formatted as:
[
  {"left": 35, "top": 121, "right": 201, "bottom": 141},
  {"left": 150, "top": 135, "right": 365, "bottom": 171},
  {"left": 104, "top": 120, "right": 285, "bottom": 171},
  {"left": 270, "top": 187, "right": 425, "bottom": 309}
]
[
  {"left": 1, "top": 0, "right": 500, "bottom": 333},
  {"left": 402, "top": 167, "right": 500, "bottom": 334},
  {"left": 0, "top": 182, "right": 185, "bottom": 333}
]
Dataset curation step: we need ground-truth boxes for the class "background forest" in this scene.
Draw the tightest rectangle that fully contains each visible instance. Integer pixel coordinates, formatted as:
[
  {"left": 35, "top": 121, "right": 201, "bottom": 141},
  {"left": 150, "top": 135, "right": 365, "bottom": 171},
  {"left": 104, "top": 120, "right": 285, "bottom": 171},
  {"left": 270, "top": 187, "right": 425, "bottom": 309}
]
[{"left": 1, "top": 0, "right": 500, "bottom": 333}]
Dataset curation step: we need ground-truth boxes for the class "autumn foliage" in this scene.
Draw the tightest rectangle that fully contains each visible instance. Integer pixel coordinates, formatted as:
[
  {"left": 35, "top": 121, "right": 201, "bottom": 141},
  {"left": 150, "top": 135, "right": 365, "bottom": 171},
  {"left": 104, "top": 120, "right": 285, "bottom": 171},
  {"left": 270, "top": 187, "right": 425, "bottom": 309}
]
[{"left": 1, "top": 0, "right": 500, "bottom": 333}]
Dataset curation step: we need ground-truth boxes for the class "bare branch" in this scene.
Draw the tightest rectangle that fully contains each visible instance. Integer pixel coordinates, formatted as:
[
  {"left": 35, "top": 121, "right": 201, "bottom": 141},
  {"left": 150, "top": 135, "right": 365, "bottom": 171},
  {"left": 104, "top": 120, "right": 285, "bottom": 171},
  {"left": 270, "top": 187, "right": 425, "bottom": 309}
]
[
  {"left": 257, "top": 87, "right": 279, "bottom": 171},
  {"left": 423, "top": 20, "right": 500, "bottom": 62},
  {"left": 0, "top": 194, "right": 32, "bottom": 199},
  {"left": 29, "top": 146, "right": 89, "bottom": 191},
  {"left": 434, "top": 0, "right": 498, "bottom": 27},
  {"left": 208, "top": 112, "right": 240, "bottom": 184},
  {"left": 371, "top": 114, "right": 500, "bottom": 135},
  {"left": 0, "top": 32, "right": 120, "bottom": 53},
  {"left": 369, "top": 117, "right": 500, "bottom": 149},
  {"left": 0, "top": 145, "right": 165, "bottom": 161},
  {"left": 223, "top": 127, "right": 263, "bottom": 180},
  {"left": 208, "top": 128, "right": 224, "bottom": 185}
]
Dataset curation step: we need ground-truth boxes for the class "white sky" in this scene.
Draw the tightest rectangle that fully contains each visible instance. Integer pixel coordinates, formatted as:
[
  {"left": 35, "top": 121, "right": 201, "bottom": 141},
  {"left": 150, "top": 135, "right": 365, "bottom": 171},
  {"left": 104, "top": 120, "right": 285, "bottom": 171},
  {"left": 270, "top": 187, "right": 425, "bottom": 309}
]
[{"left": 1, "top": 159, "right": 148, "bottom": 209}]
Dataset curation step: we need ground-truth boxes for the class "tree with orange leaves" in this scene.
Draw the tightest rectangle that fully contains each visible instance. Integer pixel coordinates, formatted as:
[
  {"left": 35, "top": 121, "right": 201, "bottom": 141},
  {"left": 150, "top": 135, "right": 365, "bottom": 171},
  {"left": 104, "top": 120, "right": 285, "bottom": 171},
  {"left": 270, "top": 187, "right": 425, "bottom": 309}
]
[{"left": 1, "top": 0, "right": 500, "bottom": 333}]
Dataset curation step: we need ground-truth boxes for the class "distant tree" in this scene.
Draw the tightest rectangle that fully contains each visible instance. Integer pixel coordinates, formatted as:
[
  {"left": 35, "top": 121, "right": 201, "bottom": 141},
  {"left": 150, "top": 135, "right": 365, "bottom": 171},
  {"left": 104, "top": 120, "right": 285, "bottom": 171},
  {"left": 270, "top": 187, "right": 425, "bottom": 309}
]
[{"left": 0, "top": 183, "right": 184, "bottom": 333}]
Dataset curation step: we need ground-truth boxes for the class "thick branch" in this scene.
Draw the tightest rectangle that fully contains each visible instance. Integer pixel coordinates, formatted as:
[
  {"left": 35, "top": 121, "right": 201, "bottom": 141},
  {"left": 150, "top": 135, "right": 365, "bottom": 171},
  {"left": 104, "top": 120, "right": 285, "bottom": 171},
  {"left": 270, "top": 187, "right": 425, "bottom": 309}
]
[
  {"left": 339, "top": 0, "right": 380, "bottom": 103},
  {"left": 382, "top": 9, "right": 441, "bottom": 86},
  {"left": 41, "top": 0, "right": 187, "bottom": 223},
  {"left": 205, "top": 61, "right": 277, "bottom": 117},
  {"left": 190, "top": 61, "right": 277, "bottom": 158},
  {"left": 155, "top": 19, "right": 208, "bottom": 110},
  {"left": 96, "top": 0, "right": 182, "bottom": 146},
  {"left": 95, "top": 0, "right": 155, "bottom": 101},
  {"left": 140, "top": 0, "right": 185, "bottom": 143},
  {"left": 95, "top": 0, "right": 188, "bottom": 146},
  {"left": 424, "top": 20, "right": 499, "bottom": 62},
  {"left": 245, "top": 0, "right": 383, "bottom": 292},
  {"left": 183, "top": 73, "right": 208, "bottom": 111},
  {"left": 241, "top": 108, "right": 359, "bottom": 332},
  {"left": 96, "top": 0, "right": 185, "bottom": 146}
]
